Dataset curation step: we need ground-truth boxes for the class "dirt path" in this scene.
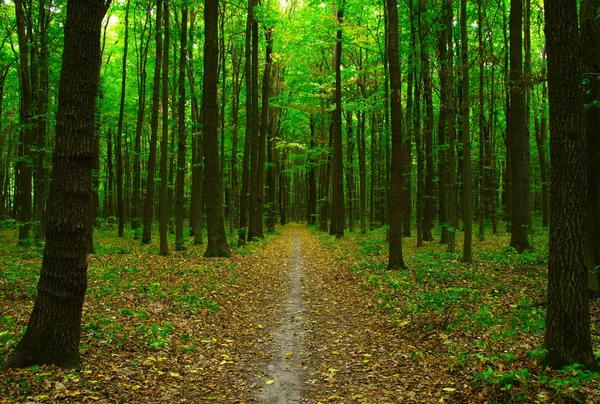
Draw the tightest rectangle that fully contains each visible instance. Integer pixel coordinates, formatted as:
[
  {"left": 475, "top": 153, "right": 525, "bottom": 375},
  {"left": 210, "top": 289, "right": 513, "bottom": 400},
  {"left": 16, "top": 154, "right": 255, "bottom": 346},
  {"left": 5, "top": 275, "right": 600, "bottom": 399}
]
[
  {"left": 249, "top": 225, "right": 411, "bottom": 403},
  {"left": 255, "top": 227, "right": 310, "bottom": 403}
]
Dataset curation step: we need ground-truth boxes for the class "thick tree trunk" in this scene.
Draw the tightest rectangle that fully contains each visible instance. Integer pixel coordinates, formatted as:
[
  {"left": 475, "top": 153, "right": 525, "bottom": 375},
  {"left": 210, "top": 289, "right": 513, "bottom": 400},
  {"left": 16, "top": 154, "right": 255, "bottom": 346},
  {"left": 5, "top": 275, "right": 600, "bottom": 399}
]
[
  {"left": 132, "top": 4, "right": 151, "bottom": 237},
  {"left": 174, "top": 6, "right": 187, "bottom": 251},
  {"left": 15, "top": 0, "right": 34, "bottom": 243},
  {"left": 142, "top": 0, "right": 163, "bottom": 245},
  {"left": 421, "top": 0, "right": 434, "bottom": 242},
  {"left": 115, "top": 0, "right": 130, "bottom": 238},
  {"left": 508, "top": 0, "right": 531, "bottom": 253},
  {"left": 203, "top": 0, "right": 230, "bottom": 257},
  {"left": 461, "top": 0, "right": 473, "bottom": 262},
  {"left": 34, "top": 0, "right": 49, "bottom": 242},
  {"left": 238, "top": 0, "right": 253, "bottom": 246},
  {"left": 247, "top": 4, "right": 260, "bottom": 241},
  {"left": 159, "top": 0, "right": 170, "bottom": 255},
  {"left": 581, "top": 0, "right": 600, "bottom": 295},
  {"left": 330, "top": 3, "right": 345, "bottom": 238},
  {"left": 544, "top": 0, "right": 597, "bottom": 370},
  {"left": 2, "top": 0, "right": 106, "bottom": 369},
  {"left": 387, "top": 0, "right": 406, "bottom": 269}
]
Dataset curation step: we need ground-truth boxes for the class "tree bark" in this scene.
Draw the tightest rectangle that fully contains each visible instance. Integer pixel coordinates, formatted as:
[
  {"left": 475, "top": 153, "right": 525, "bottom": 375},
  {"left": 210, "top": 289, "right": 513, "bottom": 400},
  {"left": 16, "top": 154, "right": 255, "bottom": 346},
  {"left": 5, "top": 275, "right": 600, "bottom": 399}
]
[
  {"left": 544, "top": 0, "right": 597, "bottom": 370},
  {"left": 2, "top": 0, "right": 107, "bottom": 369},
  {"left": 461, "top": 0, "right": 473, "bottom": 262},
  {"left": 159, "top": 0, "right": 170, "bottom": 255},
  {"left": 508, "top": 0, "right": 531, "bottom": 253},
  {"left": 142, "top": 0, "right": 163, "bottom": 245},
  {"left": 175, "top": 6, "right": 187, "bottom": 251},
  {"left": 115, "top": 0, "right": 130, "bottom": 238},
  {"left": 203, "top": 0, "right": 230, "bottom": 257},
  {"left": 387, "top": 0, "right": 406, "bottom": 269}
]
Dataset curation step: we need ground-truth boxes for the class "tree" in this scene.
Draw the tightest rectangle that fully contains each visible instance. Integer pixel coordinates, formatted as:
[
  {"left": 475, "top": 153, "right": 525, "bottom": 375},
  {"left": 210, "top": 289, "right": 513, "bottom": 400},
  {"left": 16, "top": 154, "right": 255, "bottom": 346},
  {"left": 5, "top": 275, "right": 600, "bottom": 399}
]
[
  {"left": 2, "top": 0, "right": 109, "bottom": 369},
  {"left": 142, "top": 0, "right": 163, "bottom": 245},
  {"left": 203, "top": 0, "right": 230, "bottom": 258},
  {"left": 387, "top": 0, "right": 406, "bottom": 270},
  {"left": 330, "top": 0, "right": 345, "bottom": 239},
  {"left": 159, "top": 0, "right": 170, "bottom": 256},
  {"left": 508, "top": 0, "right": 531, "bottom": 253},
  {"left": 543, "top": 0, "right": 597, "bottom": 370},
  {"left": 175, "top": 5, "right": 187, "bottom": 251},
  {"left": 461, "top": 0, "right": 472, "bottom": 262}
]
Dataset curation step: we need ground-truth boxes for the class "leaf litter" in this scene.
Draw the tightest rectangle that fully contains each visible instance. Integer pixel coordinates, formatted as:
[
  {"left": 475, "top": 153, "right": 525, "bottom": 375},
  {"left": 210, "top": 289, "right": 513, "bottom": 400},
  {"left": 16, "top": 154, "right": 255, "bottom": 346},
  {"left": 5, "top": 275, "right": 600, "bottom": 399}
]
[{"left": 0, "top": 225, "right": 599, "bottom": 403}]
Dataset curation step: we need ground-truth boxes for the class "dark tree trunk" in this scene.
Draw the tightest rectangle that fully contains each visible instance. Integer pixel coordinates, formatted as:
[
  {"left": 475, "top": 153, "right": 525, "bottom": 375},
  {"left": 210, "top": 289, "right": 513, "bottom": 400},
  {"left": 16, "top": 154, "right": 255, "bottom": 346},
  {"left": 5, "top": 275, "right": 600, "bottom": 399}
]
[
  {"left": 307, "top": 116, "right": 317, "bottom": 226},
  {"left": 159, "top": 0, "right": 170, "bottom": 255},
  {"left": 330, "top": 3, "right": 345, "bottom": 238},
  {"left": 175, "top": 6, "right": 187, "bottom": 251},
  {"left": 358, "top": 110, "right": 367, "bottom": 234},
  {"left": 142, "top": 0, "right": 163, "bottom": 245},
  {"left": 2, "top": 0, "right": 107, "bottom": 369},
  {"left": 446, "top": 0, "right": 456, "bottom": 253},
  {"left": 544, "top": 0, "right": 597, "bottom": 370},
  {"left": 345, "top": 112, "right": 355, "bottom": 232},
  {"left": 461, "top": 0, "right": 472, "bottom": 262},
  {"left": 437, "top": 0, "right": 450, "bottom": 245},
  {"left": 15, "top": 0, "right": 34, "bottom": 243},
  {"left": 387, "top": 0, "right": 406, "bottom": 269},
  {"left": 116, "top": 0, "right": 130, "bottom": 238},
  {"left": 247, "top": 3, "right": 260, "bottom": 241},
  {"left": 421, "top": 0, "right": 434, "bottom": 242},
  {"left": 253, "top": 29, "right": 273, "bottom": 239},
  {"left": 238, "top": 0, "right": 254, "bottom": 246},
  {"left": 581, "top": 0, "right": 600, "bottom": 295},
  {"left": 508, "top": 0, "right": 531, "bottom": 253},
  {"left": 203, "top": 0, "right": 230, "bottom": 257},
  {"left": 132, "top": 3, "right": 151, "bottom": 237},
  {"left": 34, "top": 0, "right": 49, "bottom": 241}
]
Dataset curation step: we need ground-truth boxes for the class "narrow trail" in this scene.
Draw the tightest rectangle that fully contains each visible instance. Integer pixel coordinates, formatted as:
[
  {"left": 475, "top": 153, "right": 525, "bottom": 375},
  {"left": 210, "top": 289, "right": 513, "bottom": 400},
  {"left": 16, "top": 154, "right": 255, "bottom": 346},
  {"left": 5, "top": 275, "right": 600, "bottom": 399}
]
[{"left": 255, "top": 228, "right": 309, "bottom": 402}]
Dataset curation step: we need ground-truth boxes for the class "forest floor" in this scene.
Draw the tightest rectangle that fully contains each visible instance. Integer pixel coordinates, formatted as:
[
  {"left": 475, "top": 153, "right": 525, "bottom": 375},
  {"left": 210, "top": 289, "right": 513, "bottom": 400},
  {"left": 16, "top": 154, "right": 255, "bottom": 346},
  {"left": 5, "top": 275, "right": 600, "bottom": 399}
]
[{"left": 0, "top": 223, "right": 599, "bottom": 403}]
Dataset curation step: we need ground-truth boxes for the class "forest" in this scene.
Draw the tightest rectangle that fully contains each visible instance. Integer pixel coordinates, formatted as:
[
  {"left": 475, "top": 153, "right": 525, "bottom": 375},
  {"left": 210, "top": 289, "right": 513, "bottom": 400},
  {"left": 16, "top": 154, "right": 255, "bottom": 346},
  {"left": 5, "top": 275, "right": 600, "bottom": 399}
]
[{"left": 0, "top": 0, "right": 599, "bottom": 402}]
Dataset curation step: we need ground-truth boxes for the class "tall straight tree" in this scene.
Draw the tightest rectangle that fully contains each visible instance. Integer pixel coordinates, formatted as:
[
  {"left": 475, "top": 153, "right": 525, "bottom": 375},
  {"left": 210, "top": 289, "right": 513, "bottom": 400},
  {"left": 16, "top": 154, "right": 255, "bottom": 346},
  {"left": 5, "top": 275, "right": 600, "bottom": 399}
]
[
  {"left": 238, "top": 0, "right": 254, "bottom": 246},
  {"left": 247, "top": 1, "right": 260, "bottom": 241},
  {"left": 14, "top": 0, "right": 34, "bottom": 243},
  {"left": 581, "top": 0, "right": 600, "bottom": 294},
  {"left": 203, "top": 0, "right": 230, "bottom": 257},
  {"left": 387, "top": 0, "right": 406, "bottom": 270},
  {"left": 175, "top": 6, "right": 187, "bottom": 251},
  {"left": 461, "top": 0, "right": 472, "bottom": 262},
  {"left": 544, "top": 0, "right": 597, "bottom": 370},
  {"left": 2, "top": 0, "right": 108, "bottom": 368},
  {"left": 115, "top": 0, "right": 130, "bottom": 238},
  {"left": 508, "top": 0, "right": 531, "bottom": 253},
  {"left": 142, "top": 0, "right": 163, "bottom": 245},
  {"left": 330, "top": 0, "right": 345, "bottom": 239},
  {"left": 159, "top": 0, "right": 170, "bottom": 256}
]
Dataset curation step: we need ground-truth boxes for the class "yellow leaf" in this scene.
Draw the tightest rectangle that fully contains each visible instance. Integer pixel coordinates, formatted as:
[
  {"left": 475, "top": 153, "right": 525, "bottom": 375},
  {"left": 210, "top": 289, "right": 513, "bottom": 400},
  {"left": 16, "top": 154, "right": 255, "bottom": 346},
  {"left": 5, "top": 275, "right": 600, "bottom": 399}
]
[
  {"left": 442, "top": 387, "right": 456, "bottom": 392},
  {"left": 131, "top": 385, "right": 142, "bottom": 390},
  {"left": 266, "top": 380, "right": 274, "bottom": 385},
  {"left": 219, "top": 360, "right": 228, "bottom": 365},
  {"left": 257, "top": 325, "right": 264, "bottom": 329},
  {"left": 352, "top": 394, "right": 364, "bottom": 399},
  {"left": 169, "top": 372, "right": 180, "bottom": 378}
]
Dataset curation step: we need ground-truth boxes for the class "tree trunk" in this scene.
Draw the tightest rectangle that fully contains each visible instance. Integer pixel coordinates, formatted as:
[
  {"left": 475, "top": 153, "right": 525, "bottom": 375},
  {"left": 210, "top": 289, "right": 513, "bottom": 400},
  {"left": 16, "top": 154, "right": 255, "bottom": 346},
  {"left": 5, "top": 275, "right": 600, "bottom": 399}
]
[
  {"left": 239, "top": 0, "right": 253, "bottom": 246},
  {"left": 34, "top": 0, "right": 49, "bottom": 242},
  {"left": 174, "top": 6, "right": 187, "bottom": 251},
  {"left": 115, "top": 0, "right": 130, "bottom": 238},
  {"left": 132, "top": 3, "right": 151, "bottom": 237},
  {"left": 159, "top": 0, "right": 170, "bottom": 255},
  {"left": 15, "top": 0, "right": 34, "bottom": 244},
  {"left": 247, "top": 3, "right": 260, "bottom": 241},
  {"left": 203, "top": 0, "right": 230, "bottom": 257},
  {"left": 421, "top": 0, "right": 434, "bottom": 242},
  {"left": 330, "top": 3, "right": 345, "bottom": 238},
  {"left": 461, "top": 0, "right": 473, "bottom": 262},
  {"left": 508, "top": 0, "right": 531, "bottom": 253},
  {"left": 142, "top": 0, "right": 163, "bottom": 245},
  {"left": 387, "top": 0, "right": 406, "bottom": 269},
  {"left": 544, "top": 0, "right": 597, "bottom": 370},
  {"left": 2, "top": 0, "right": 106, "bottom": 369},
  {"left": 581, "top": 0, "right": 600, "bottom": 295}
]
